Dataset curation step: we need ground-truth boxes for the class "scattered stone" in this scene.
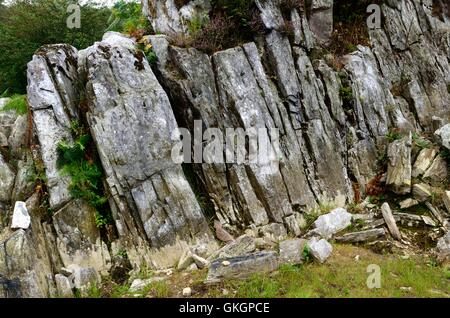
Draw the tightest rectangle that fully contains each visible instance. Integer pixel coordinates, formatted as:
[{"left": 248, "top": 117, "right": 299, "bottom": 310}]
[
  {"left": 182, "top": 287, "right": 192, "bottom": 297},
  {"left": 11, "top": 201, "right": 31, "bottom": 230},
  {"left": 187, "top": 263, "right": 198, "bottom": 271},
  {"left": 400, "top": 286, "right": 412, "bottom": 292},
  {"left": 361, "top": 218, "right": 386, "bottom": 230},
  {"left": 205, "top": 251, "right": 279, "bottom": 284},
  {"left": 192, "top": 254, "right": 209, "bottom": 269},
  {"left": 412, "top": 183, "right": 432, "bottom": 202},
  {"left": 434, "top": 124, "right": 450, "bottom": 150},
  {"left": 423, "top": 155, "right": 448, "bottom": 184},
  {"left": 399, "top": 198, "right": 419, "bottom": 209},
  {"left": 60, "top": 267, "right": 73, "bottom": 277},
  {"left": 54, "top": 274, "right": 73, "bottom": 298},
  {"left": 412, "top": 148, "right": 438, "bottom": 177},
  {"left": 177, "top": 250, "right": 194, "bottom": 270},
  {"left": 335, "top": 228, "right": 386, "bottom": 243},
  {"left": 208, "top": 235, "right": 256, "bottom": 261},
  {"left": 424, "top": 202, "right": 446, "bottom": 226},
  {"left": 222, "top": 289, "right": 229, "bottom": 296},
  {"left": 67, "top": 265, "right": 99, "bottom": 290},
  {"left": 443, "top": 191, "right": 450, "bottom": 215},
  {"left": 421, "top": 215, "right": 437, "bottom": 227},
  {"left": 279, "top": 238, "right": 307, "bottom": 265},
  {"left": 437, "top": 231, "right": 450, "bottom": 254},
  {"left": 129, "top": 277, "right": 166, "bottom": 292},
  {"left": 386, "top": 134, "right": 412, "bottom": 195},
  {"left": 307, "top": 237, "right": 332, "bottom": 264},
  {"left": 354, "top": 255, "right": 360, "bottom": 261},
  {"left": 214, "top": 220, "right": 234, "bottom": 243},
  {"left": 258, "top": 223, "right": 287, "bottom": 241},
  {"left": 313, "top": 208, "right": 352, "bottom": 239},
  {"left": 221, "top": 260, "right": 230, "bottom": 266},
  {"left": 381, "top": 203, "right": 402, "bottom": 240}
]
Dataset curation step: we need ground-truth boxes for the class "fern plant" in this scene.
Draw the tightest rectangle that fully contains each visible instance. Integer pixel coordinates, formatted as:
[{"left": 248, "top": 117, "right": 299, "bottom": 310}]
[{"left": 57, "top": 122, "right": 111, "bottom": 228}]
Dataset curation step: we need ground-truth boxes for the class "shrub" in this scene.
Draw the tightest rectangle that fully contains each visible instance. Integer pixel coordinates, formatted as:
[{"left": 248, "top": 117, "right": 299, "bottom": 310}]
[
  {"left": 0, "top": 94, "right": 27, "bottom": 115},
  {"left": 339, "top": 86, "right": 353, "bottom": 107},
  {"left": 106, "top": 0, "right": 151, "bottom": 35},
  {"left": 0, "top": 0, "right": 111, "bottom": 94}
]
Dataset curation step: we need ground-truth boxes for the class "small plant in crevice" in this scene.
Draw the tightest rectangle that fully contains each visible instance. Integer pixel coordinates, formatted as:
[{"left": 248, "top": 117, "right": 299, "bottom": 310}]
[
  {"left": 339, "top": 85, "right": 354, "bottom": 110},
  {"left": 386, "top": 129, "right": 403, "bottom": 143},
  {"left": 56, "top": 120, "right": 111, "bottom": 229},
  {"left": 412, "top": 132, "right": 431, "bottom": 150},
  {"left": 302, "top": 244, "right": 311, "bottom": 263},
  {"left": 1, "top": 94, "right": 28, "bottom": 115}
]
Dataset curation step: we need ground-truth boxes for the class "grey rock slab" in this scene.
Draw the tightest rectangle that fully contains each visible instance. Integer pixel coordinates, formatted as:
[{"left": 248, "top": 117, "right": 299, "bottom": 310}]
[
  {"left": 279, "top": 238, "right": 307, "bottom": 265},
  {"left": 0, "top": 153, "right": 15, "bottom": 202},
  {"left": 11, "top": 201, "right": 31, "bottom": 230},
  {"left": 412, "top": 147, "right": 439, "bottom": 178},
  {"left": 386, "top": 134, "right": 412, "bottom": 195},
  {"left": 205, "top": 251, "right": 279, "bottom": 284},
  {"left": 335, "top": 228, "right": 386, "bottom": 243},
  {"left": 313, "top": 208, "right": 352, "bottom": 239},
  {"left": 435, "top": 124, "right": 450, "bottom": 150},
  {"left": 381, "top": 203, "right": 402, "bottom": 240}
]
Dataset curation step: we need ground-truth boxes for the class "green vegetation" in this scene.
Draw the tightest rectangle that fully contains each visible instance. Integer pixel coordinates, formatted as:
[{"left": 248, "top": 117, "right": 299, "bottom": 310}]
[
  {"left": 0, "top": 94, "right": 27, "bottom": 115},
  {"left": 0, "top": 0, "right": 111, "bottom": 94},
  {"left": 412, "top": 133, "right": 431, "bottom": 149},
  {"left": 339, "top": 86, "right": 353, "bottom": 106},
  {"left": 56, "top": 120, "right": 111, "bottom": 228},
  {"left": 84, "top": 245, "right": 450, "bottom": 298},
  {"left": 386, "top": 129, "right": 403, "bottom": 143},
  {"left": 106, "top": 0, "right": 151, "bottom": 35}
]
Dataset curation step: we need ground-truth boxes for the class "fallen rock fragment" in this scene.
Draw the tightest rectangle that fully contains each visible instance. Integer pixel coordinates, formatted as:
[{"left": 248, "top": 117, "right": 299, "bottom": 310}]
[
  {"left": 307, "top": 237, "right": 332, "bottom": 263},
  {"left": 312, "top": 208, "right": 352, "bottom": 239},
  {"left": 399, "top": 198, "right": 419, "bottom": 209},
  {"left": 214, "top": 220, "right": 234, "bottom": 243},
  {"left": 412, "top": 148, "right": 438, "bottom": 178},
  {"left": 11, "top": 201, "right": 31, "bottom": 230},
  {"left": 386, "top": 134, "right": 412, "bottom": 195},
  {"left": 205, "top": 251, "right": 279, "bottom": 284},
  {"left": 434, "top": 124, "right": 450, "bottom": 150},
  {"left": 279, "top": 238, "right": 307, "bottom": 265},
  {"left": 335, "top": 228, "right": 386, "bottom": 243},
  {"left": 182, "top": 287, "right": 192, "bottom": 297},
  {"left": 443, "top": 191, "right": 450, "bottom": 216},
  {"left": 381, "top": 203, "right": 402, "bottom": 240},
  {"left": 412, "top": 183, "right": 432, "bottom": 202},
  {"left": 192, "top": 254, "right": 209, "bottom": 269},
  {"left": 129, "top": 277, "right": 166, "bottom": 293},
  {"left": 55, "top": 274, "right": 73, "bottom": 298},
  {"left": 208, "top": 235, "right": 256, "bottom": 261}
]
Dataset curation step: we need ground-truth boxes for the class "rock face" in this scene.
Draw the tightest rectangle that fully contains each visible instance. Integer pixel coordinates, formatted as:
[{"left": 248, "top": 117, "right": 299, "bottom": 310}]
[
  {"left": 386, "top": 135, "right": 412, "bottom": 195},
  {"left": 79, "top": 32, "right": 217, "bottom": 269},
  {"left": 0, "top": 0, "right": 448, "bottom": 297}
]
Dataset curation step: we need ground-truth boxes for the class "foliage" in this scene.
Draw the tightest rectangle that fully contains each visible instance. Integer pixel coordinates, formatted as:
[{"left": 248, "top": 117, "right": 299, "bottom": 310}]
[
  {"left": 0, "top": 94, "right": 27, "bottom": 115},
  {"left": 56, "top": 120, "right": 110, "bottom": 228},
  {"left": 0, "top": 0, "right": 111, "bottom": 94},
  {"left": 386, "top": 129, "right": 403, "bottom": 143},
  {"left": 106, "top": 0, "right": 151, "bottom": 35},
  {"left": 339, "top": 86, "right": 353, "bottom": 106},
  {"left": 302, "top": 244, "right": 311, "bottom": 263},
  {"left": 412, "top": 133, "right": 431, "bottom": 149}
]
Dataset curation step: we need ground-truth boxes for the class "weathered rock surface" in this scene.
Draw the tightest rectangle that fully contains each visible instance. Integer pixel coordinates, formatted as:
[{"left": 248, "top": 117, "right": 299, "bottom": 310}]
[
  {"left": 79, "top": 32, "right": 217, "bottom": 269},
  {"left": 312, "top": 208, "right": 352, "bottom": 239},
  {"left": 412, "top": 183, "right": 432, "bottom": 202},
  {"left": 307, "top": 237, "right": 332, "bottom": 263},
  {"left": 0, "top": 153, "right": 15, "bottom": 203},
  {"left": 386, "top": 135, "right": 412, "bottom": 195},
  {"left": 412, "top": 148, "right": 438, "bottom": 178},
  {"left": 279, "top": 238, "right": 306, "bottom": 265},
  {"left": 205, "top": 251, "right": 279, "bottom": 284},
  {"left": 435, "top": 124, "right": 450, "bottom": 150},
  {"left": 335, "top": 228, "right": 386, "bottom": 243},
  {"left": 381, "top": 203, "right": 402, "bottom": 240},
  {"left": 11, "top": 201, "right": 30, "bottom": 230}
]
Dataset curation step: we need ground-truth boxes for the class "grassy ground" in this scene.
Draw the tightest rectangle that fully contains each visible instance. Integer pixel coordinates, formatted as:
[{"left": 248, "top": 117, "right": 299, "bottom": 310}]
[{"left": 88, "top": 245, "right": 450, "bottom": 298}]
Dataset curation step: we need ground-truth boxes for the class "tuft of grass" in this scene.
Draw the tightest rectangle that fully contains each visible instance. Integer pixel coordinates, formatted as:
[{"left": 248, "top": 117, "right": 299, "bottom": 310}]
[
  {"left": 386, "top": 129, "right": 403, "bottom": 143},
  {"left": 1, "top": 94, "right": 27, "bottom": 115},
  {"left": 412, "top": 133, "right": 431, "bottom": 149},
  {"left": 339, "top": 86, "right": 353, "bottom": 107}
]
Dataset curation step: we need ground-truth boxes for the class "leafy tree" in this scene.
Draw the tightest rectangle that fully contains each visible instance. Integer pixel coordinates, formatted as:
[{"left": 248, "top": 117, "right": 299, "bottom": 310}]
[{"left": 0, "top": 0, "right": 111, "bottom": 94}]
